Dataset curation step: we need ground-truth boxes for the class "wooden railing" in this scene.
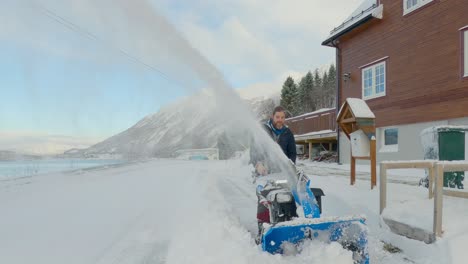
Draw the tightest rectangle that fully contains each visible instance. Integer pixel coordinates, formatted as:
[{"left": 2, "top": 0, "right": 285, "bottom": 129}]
[
  {"left": 434, "top": 162, "right": 468, "bottom": 236},
  {"left": 286, "top": 109, "right": 337, "bottom": 135},
  {"left": 380, "top": 160, "right": 468, "bottom": 239}
]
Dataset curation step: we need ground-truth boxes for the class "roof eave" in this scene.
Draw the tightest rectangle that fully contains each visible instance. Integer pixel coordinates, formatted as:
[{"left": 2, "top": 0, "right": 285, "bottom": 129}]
[{"left": 321, "top": 14, "right": 374, "bottom": 47}]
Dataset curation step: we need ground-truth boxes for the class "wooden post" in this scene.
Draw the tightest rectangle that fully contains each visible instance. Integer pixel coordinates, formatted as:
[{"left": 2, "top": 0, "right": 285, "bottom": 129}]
[
  {"left": 380, "top": 163, "right": 387, "bottom": 214},
  {"left": 370, "top": 138, "right": 377, "bottom": 189},
  {"left": 428, "top": 165, "right": 435, "bottom": 199},
  {"left": 308, "top": 142, "right": 313, "bottom": 160},
  {"left": 351, "top": 155, "right": 356, "bottom": 185},
  {"left": 434, "top": 164, "right": 444, "bottom": 237}
]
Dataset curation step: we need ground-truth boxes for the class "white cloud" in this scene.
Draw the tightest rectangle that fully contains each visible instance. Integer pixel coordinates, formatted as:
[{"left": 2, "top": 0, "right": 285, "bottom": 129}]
[
  {"left": 1, "top": 0, "right": 362, "bottom": 86},
  {"left": 236, "top": 69, "right": 309, "bottom": 100},
  {"left": 180, "top": 16, "right": 285, "bottom": 80},
  {"left": 157, "top": 0, "right": 363, "bottom": 85}
]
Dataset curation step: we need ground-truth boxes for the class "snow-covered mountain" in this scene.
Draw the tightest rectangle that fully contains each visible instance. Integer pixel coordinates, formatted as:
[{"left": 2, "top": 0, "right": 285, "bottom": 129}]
[
  {"left": 80, "top": 90, "right": 274, "bottom": 159},
  {"left": 81, "top": 93, "right": 214, "bottom": 158},
  {"left": 77, "top": 63, "right": 334, "bottom": 159}
]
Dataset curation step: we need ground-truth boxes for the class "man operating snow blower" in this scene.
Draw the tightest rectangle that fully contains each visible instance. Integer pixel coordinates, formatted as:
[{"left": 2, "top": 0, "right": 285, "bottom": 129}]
[
  {"left": 250, "top": 106, "right": 296, "bottom": 174},
  {"left": 249, "top": 106, "right": 297, "bottom": 243},
  {"left": 249, "top": 106, "right": 369, "bottom": 264}
]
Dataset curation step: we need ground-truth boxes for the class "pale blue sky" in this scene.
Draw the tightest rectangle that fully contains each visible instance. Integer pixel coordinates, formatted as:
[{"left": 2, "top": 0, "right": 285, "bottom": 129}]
[{"left": 0, "top": 0, "right": 362, "bottom": 152}]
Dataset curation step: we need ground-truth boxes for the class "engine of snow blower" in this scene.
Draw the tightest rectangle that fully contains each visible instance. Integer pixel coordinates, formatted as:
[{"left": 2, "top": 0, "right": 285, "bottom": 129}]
[{"left": 256, "top": 180, "right": 325, "bottom": 224}]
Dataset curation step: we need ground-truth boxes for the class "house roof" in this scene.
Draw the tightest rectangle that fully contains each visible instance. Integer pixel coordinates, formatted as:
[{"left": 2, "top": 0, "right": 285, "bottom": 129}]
[
  {"left": 337, "top": 98, "right": 375, "bottom": 139},
  {"left": 322, "top": 0, "right": 383, "bottom": 46},
  {"left": 337, "top": 98, "right": 375, "bottom": 120}
]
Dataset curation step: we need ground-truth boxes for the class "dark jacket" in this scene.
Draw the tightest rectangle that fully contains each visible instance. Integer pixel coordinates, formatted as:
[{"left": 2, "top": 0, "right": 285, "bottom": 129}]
[{"left": 250, "top": 120, "right": 297, "bottom": 166}]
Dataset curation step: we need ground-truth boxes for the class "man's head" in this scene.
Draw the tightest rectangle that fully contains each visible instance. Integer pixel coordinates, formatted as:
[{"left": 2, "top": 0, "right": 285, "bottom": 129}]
[{"left": 271, "top": 106, "right": 286, "bottom": 129}]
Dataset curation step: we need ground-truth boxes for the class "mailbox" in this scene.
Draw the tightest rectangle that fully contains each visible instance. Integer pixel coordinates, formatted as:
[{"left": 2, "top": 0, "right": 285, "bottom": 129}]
[{"left": 350, "top": 129, "right": 370, "bottom": 157}]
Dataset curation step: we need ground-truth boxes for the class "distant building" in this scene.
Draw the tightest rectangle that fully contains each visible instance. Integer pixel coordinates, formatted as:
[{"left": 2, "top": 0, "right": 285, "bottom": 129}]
[{"left": 286, "top": 108, "right": 337, "bottom": 160}]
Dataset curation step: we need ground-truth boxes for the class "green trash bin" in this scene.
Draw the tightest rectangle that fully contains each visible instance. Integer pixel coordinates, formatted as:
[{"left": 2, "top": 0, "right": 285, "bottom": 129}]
[
  {"left": 421, "top": 126, "right": 466, "bottom": 189},
  {"left": 439, "top": 129, "right": 465, "bottom": 189}
]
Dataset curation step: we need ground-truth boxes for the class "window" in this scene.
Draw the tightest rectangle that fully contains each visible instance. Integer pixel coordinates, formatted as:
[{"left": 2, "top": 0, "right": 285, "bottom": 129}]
[
  {"left": 380, "top": 128, "right": 399, "bottom": 152},
  {"left": 403, "top": 0, "right": 433, "bottom": 15},
  {"left": 463, "top": 28, "right": 468, "bottom": 77},
  {"left": 406, "top": 0, "right": 417, "bottom": 9},
  {"left": 361, "top": 61, "right": 386, "bottom": 100},
  {"left": 384, "top": 128, "right": 398, "bottom": 146}
]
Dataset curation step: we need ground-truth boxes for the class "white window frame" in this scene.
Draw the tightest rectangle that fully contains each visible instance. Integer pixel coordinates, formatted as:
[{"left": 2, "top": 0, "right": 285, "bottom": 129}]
[
  {"left": 361, "top": 61, "right": 386, "bottom": 100},
  {"left": 463, "top": 28, "right": 468, "bottom": 78},
  {"left": 403, "top": 0, "right": 434, "bottom": 15},
  {"left": 379, "top": 127, "right": 399, "bottom": 153}
]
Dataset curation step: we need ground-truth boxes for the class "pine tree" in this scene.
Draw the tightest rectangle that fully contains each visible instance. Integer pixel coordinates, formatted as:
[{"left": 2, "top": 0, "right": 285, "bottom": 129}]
[
  {"left": 327, "top": 64, "right": 337, "bottom": 108},
  {"left": 305, "top": 71, "right": 315, "bottom": 112},
  {"left": 290, "top": 88, "right": 301, "bottom": 116},
  {"left": 313, "top": 69, "right": 322, "bottom": 110},
  {"left": 280, "top": 76, "right": 298, "bottom": 116},
  {"left": 322, "top": 71, "right": 329, "bottom": 109},
  {"left": 296, "top": 76, "right": 306, "bottom": 115},
  {"left": 292, "top": 64, "right": 337, "bottom": 117}
]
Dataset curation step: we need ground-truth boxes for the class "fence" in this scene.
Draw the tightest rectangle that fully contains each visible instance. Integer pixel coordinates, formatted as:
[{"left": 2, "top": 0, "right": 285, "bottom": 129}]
[{"left": 380, "top": 160, "right": 468, "bottom": 241}]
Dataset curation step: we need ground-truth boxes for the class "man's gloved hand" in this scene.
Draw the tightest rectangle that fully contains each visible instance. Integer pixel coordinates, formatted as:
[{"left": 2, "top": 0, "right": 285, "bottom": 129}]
[{"left": 255, "top": 162, "right": 269, "bottom": 176}]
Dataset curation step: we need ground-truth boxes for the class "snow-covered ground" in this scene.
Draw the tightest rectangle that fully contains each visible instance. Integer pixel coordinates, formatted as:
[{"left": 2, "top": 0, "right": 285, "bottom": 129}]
[
  {"left": 1, "top": 158, "right": 467, "bottom": 263},
  {"left": 0, "top": 159, "right": 125, "bottom": 179}
]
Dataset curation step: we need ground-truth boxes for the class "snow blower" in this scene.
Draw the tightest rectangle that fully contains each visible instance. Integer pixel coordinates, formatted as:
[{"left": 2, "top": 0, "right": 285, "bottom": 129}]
[{"left": 255, "top": 169, "right": 369, "bottom": 264}]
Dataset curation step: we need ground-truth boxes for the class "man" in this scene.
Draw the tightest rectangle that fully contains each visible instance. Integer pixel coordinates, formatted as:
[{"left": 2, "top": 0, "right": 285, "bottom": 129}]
[
  {"left": 250, "top": 106, "right": 297, "bottom": 175},
  {"left": 250, "top": 106, "right": 297, "bottom": 243}
]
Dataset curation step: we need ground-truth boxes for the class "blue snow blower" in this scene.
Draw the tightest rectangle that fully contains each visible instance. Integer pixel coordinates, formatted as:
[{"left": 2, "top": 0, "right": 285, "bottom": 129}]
[{"left": 256, "top": 170, "right": 369, "bottom": 264}]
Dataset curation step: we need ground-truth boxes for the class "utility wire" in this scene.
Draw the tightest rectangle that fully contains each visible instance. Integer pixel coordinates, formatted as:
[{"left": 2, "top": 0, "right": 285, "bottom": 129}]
[{"left": 39, "top": 4, "right": 185, "bottom": 88}]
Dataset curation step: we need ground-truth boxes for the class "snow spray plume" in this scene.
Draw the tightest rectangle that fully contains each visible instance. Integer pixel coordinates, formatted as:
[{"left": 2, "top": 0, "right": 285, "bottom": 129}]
[
  {"left": 84, "top": 0, "right": 297, "bottom": 182},
  {"left": 111, "top": 0, "right": 298, "bottom": 185},
  {"left": 8, "top": 0, "right": 297, "bottom": 184}
]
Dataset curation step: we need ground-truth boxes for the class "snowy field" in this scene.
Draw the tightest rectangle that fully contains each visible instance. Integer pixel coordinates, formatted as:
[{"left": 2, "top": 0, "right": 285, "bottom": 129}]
[{"left": 0, "top": 158, "right": 467, "bottom": 264}]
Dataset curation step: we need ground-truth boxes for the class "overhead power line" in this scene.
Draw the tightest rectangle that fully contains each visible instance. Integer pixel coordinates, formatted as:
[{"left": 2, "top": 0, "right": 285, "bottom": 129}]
[{"left": 38, "top": 4, "right": 185, "bottom": 88}]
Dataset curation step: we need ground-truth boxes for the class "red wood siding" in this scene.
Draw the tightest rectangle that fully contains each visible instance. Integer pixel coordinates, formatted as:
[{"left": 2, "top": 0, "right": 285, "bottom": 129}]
[{"left": 337, "top": 0, "right": 468, "bottom": 128}]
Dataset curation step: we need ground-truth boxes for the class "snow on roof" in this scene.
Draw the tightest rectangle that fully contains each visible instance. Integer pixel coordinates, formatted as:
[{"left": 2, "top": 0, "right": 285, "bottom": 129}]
[
  {"left": 286, "top": 108, "right": 334, "bottom": 120},
  {"left": 322, "top": 0, "right": 383, "bottom": 46},
  {"left": 295, "top": 129, "right": 335, "bottom": 138},
  {"left": 338, "top": 98, "right": 375, "bottom": 119},
  {"left": 345, "top": 0, "right": 378, "bottom": 22}
]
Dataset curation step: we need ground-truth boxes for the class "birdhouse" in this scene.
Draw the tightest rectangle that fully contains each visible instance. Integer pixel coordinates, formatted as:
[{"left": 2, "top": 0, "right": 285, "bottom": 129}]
[{"left": 337, "top": 98, "right": 377, "bottom": 189}]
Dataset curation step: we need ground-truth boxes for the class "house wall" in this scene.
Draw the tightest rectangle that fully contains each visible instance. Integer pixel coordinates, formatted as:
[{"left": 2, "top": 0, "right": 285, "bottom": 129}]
[
  {"left": 339, "top": 117, "right": 468, "bottom": 164},
  {"left": 337, "top": 0, "right": 468, "bottom": 129}
]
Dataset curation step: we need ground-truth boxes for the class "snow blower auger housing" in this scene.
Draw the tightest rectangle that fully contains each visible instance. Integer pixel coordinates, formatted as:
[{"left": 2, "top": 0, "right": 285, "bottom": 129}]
[{"left": 256, "top": 170, "right": 369, "bottom": 264}]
